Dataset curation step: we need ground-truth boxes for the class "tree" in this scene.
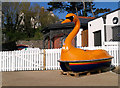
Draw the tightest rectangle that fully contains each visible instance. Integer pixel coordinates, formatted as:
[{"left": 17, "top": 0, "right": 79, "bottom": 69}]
[
  {"left": 2, "top": 2, "right": 37, "bottom": 42},
  {"left": 2, "top": 2, "right": 59, "bottom": 42},
  {"left": 47, "top": 2, "right": 83, "bottom": 16},
  {"left": 89, "top": 1, "right": 95, "bottom": 17},
  {"left": 94, "top": 8, "right": 111, "bottom": 17},
  {"left": 47, "top": 2, "right": 111, "bottom": 17},
  {"left": 47, "top": 2, "right": 95, "bottom": 16},
  {"left": 39, "top": 7, "right": 59, "bottom": 28},
  {"left": 2, "top": 2, "right": 24, "bottom": 42},
  {"left": 31, "top": 3, "right": 59, "bottom": 28}
]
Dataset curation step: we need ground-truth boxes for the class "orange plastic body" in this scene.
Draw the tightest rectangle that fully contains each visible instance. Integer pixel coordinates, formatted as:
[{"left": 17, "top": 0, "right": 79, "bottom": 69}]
[{"left": 60, "top": 13, "right": 112, "bottom": 62}]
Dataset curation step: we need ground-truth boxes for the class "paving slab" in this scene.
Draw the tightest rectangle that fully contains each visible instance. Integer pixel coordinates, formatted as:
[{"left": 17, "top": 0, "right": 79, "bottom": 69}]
[{"left": 2, "top": 70, "right": 118, "bottom": 86}]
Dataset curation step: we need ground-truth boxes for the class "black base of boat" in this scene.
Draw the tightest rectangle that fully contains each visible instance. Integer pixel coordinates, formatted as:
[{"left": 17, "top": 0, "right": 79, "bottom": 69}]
[{"left": 59, "top": 58, "right": 112, "bottom": 72}]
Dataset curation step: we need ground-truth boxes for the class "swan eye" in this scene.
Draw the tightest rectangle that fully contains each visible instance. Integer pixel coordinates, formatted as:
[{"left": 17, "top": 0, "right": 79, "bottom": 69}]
[{"left": 66, "top": 16, "right": 74, "bottom": 22}]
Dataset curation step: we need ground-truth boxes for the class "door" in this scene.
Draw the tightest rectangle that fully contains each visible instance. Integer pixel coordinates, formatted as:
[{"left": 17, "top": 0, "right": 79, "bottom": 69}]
[{"left": 81, "top": 30, "right": 88, "bottom": 47}]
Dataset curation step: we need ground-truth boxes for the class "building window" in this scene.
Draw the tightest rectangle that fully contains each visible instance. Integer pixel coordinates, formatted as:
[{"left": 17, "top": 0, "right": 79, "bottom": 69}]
[
  {"left": 93, "top": 30, "right": 102, "bottom": 46},
  {"left": 112, "top": 26, "right": 120, "bottom": 41}
]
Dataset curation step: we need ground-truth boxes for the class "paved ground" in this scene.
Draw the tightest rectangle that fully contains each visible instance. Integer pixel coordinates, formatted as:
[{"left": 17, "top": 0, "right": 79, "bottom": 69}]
[{"left": 2, "top": 70, "right": 118, "bottom": 86}]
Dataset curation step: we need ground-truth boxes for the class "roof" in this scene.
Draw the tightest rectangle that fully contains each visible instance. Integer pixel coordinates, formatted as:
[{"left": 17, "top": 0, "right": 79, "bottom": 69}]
[{"left": 41, "top": 17, "right": 94, "bottom": 34}]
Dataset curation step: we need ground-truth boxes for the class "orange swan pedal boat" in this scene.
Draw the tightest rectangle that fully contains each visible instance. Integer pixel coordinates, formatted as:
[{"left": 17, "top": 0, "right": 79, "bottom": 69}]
[{"left": 58, "top": 13, "right": 113, "bottom": 72}]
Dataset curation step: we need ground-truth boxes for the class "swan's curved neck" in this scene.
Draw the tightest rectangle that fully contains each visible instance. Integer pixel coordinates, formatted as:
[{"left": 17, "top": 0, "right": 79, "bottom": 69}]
[{"left": 64, "top": 19, "right": 80, "bottom": 48}]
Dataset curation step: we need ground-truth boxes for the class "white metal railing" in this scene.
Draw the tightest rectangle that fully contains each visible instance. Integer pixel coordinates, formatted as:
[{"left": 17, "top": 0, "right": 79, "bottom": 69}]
[
  {"left": 0, "top": 46, "right": 119, "bottom": 72},
  {"left": 104, "top": 42, "right": 120, "bottom": 46},
  {"left": 81, "top": 46, "right": 119, "bottom": 66}
]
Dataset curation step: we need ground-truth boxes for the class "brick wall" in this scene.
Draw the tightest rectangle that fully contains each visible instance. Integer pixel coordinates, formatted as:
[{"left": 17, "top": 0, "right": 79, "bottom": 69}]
[
  {"left": 52, "top": 36, "right": 76, "bottom": 49},
  {"left": 54, "top": 37, "right": 61, "bottom": 48},
  {"left": 16, "top": 40, "right": 43, "bottom": 49}
]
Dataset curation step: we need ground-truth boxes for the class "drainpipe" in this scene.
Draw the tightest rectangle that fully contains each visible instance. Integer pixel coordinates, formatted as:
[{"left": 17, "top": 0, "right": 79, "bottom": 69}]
[
  {"left": 50, "top": 30, "right": 52, "bottom": 49},
  {"left": 102, "top": 15, "right": 106, "bottom": 46},
  {"left": 0, "top": 1, "right": 1, "bottom": 51},
  {"left": 43, "top": 37, "right": 45, "bottom": 49}
]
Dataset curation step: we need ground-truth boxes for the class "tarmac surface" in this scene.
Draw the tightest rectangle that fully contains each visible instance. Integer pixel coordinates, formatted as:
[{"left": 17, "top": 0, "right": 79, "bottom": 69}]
[{"left": 2, "top": 70, "right": 118, "bottom": 86}]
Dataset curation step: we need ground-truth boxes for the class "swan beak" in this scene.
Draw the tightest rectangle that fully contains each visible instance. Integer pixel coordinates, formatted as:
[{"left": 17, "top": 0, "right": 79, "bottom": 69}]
[{"left": 61, "top": 19, "right": 71, "bottom": 24}]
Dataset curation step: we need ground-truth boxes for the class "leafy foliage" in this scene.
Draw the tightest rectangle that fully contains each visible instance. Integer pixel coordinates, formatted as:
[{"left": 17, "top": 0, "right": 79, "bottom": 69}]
[{"left": 2, "top": 2, "right": 59, "bottom": 43}]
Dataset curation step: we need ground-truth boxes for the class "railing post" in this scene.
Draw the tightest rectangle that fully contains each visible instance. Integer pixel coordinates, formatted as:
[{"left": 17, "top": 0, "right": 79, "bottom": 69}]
[
  {"left": 43, "top": 49, "right": 46, "bottom": 70},
  {"left": 12, "top": 51, "right": 15, "bottom": 71}
]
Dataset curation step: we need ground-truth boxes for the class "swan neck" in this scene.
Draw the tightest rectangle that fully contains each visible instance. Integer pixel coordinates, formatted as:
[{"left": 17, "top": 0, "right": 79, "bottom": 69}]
[{"left": 64, "top": 20, "right": 80, "bottom": 48}]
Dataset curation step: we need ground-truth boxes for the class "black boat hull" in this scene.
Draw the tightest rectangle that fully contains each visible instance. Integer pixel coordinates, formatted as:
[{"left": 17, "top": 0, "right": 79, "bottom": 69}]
[{"left": 59, "top": 58, "right": 112, "bottom": 72}]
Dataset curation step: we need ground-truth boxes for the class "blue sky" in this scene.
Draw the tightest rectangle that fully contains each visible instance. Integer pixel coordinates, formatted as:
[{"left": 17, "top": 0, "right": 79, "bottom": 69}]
[{"left": 32, "top": 2, "right": 119, "bottom": 19}]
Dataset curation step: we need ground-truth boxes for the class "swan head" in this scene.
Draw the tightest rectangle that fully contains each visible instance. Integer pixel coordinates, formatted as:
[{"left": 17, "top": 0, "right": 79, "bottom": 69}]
[{"left": 61, "top": 13, "right": 78, "bottom": 24}]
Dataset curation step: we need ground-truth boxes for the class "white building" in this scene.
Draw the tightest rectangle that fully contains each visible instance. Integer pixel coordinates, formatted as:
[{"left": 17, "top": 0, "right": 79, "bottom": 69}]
[
  {"left": 19, "top": 10, "right": 55, "bottom": 29},
  {"left": 19, "top": 12, "right": 41, "bottom": 29},
  {"left": 88, "top": 8, "right": 120, "bottom": 47}
]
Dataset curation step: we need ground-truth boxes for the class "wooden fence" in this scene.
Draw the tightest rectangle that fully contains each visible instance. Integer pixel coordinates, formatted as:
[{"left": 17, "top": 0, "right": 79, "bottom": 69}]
[{"left": 0, "top": 46, "right": 119, "bottom": 72}]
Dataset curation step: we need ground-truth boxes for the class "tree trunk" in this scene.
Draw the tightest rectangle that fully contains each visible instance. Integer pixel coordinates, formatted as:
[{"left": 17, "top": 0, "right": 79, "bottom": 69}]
[
  {"left": 82, "top": 1, "right": 85, "bottom": 11},
  {"left": 82, "top": 1, "right": 86, "bottom": 16},
  {"left": 75, "top": 7, "right": 78, "bottom": 16},
  {"left": 90, "top": 1, "right": 95, "bottom": 17}
]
